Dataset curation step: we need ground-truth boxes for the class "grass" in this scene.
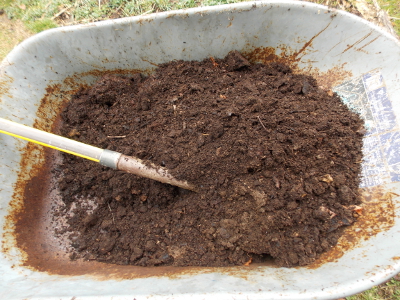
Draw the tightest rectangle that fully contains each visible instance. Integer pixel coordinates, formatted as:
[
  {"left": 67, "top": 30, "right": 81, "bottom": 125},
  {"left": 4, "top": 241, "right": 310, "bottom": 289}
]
[
  {"left": 0, "top": 0, "right": 57, "bottom": 32},
  {"left": 347, "top": 277, "right": 400, "bottom": 300},
  {"left": 0, "top": 0, "right": 399, "bottom": 299},
  {"left": 1, "top": 0, "right": 399, "bottom": 33},
  {"left": 25, "top": 18, "right": 57, "bottom": 32},
  {"left": 378, "top": 0, "right": 400, "bottom": 36},
  {"left": 1, "top": 0, "right": 247, "bottom": 30},
  {"left": 0, "top": 13, "right": 33, "bottom": 59}
]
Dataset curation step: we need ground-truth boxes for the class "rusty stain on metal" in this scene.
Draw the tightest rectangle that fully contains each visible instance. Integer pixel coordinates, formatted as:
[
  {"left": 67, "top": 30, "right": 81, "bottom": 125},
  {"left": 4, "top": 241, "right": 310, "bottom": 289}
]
[
  {"left": 326, "top": 40, "right": 344, "bottom": 56},
  {"left": 244, "top": 46, "right": 352, "bottom": 90},
  {"left": 137, "top": 16, "right": 157, "bottom": 25},
  {"left": 308, "top": 186, "right": 396, "bottom": 268},
  {"left": 61, "top": 69, "right": 144, "bottom": 92},
  {"left": 1, "top": 75, "right": 67, "bottom": 262},
  {"left": 307, "top": 63, "right": 352, "bottom": 91},
  {"left": 356, "top": 36, "right": 380, "bottom": 53},
  {"left": 340, "top": 31, "right": 373, "bottom": 54},
  {"left": 35, "top": 85, "right": 65, "bottom": 132},
  {"left": 79, "top": 69, "right": 147, "bottom": 80},
  {"left": 1, "top": 140, "right": 45, "bottom": 262},
  {"left": 101, "top": 57, "right": 118, "bottom": 64},
  {"left": 0, "top": 72, "right": 14, "bottom": 102},
  {"left": 292, "top": 21, "right": 332, "bottom": 61}
]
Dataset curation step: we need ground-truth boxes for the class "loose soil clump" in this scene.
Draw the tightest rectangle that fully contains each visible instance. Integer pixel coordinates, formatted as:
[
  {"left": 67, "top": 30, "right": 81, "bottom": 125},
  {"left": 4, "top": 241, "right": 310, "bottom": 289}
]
[{"left": 57, "top": 51, "right": 364, "bottom": 267}]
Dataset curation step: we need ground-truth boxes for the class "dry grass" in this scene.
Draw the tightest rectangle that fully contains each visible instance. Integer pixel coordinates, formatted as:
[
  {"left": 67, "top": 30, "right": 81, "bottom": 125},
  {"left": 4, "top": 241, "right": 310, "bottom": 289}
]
[
  {"left": 347, "top": 274, "right": 400, "bottom": 300},
  {"left": 0, "top": 13, "right": 33, "bottom": 61}
]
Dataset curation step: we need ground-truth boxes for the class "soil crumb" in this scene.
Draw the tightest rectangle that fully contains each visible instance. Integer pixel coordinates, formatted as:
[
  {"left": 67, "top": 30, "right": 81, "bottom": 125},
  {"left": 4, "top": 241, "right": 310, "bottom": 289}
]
[{"left": 57, "top": 51, "right": 364, "bottom": 267}]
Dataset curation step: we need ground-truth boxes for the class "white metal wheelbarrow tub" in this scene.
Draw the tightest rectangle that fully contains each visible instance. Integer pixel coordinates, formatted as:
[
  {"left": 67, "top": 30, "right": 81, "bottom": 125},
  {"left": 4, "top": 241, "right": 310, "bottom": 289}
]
[{"left": 0, "top": 1, "right": 400, "bottom": 299}]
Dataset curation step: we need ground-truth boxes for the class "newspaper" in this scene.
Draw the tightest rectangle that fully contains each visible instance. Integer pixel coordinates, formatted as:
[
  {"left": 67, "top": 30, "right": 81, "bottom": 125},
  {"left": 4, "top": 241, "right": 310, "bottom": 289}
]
[{"left": 334, "top": 70, "right": 399, "bottom": 187}]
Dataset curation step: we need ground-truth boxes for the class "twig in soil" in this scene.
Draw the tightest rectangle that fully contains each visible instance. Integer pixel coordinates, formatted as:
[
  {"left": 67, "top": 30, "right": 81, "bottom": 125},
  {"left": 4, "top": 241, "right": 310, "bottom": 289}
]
[
  {"left": 244, "top": 257, "right": 253, "bottom": 266},
  {"left": 107, "top": 203, "right": 115, "bottom": 224},
  {"left": 290, "top": 110, "right": 307, "bottom": 113},
  {"left": 210, "top": 57, "right": 219, "bottom": 68},
  {"left": 273, "top": 176, "right": 281, "bottom": 189},
  {"left": 107, "top": 135, "right": 126, "bottom": 138},
  {"left": 333, "top": 161, "right": 354, "bottom": 171},
  {"left": 257, "top": 116, "right": 268, "bottom": 132}
]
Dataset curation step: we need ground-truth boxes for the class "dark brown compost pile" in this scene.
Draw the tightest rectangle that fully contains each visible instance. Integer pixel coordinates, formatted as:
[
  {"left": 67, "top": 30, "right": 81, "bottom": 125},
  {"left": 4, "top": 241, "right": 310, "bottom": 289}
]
[{"left": 56, "top": 51, "right": 364, "bottom": 267}]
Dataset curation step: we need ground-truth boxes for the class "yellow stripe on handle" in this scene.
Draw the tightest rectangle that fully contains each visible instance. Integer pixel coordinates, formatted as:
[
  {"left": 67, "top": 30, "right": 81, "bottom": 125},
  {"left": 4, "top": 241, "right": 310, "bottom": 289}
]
[
  {"left": 0, "top": 117, "right": 104, "bottom": 162},
  {"left": 0, "top": 129, "right": 100, "bottom": 162}
]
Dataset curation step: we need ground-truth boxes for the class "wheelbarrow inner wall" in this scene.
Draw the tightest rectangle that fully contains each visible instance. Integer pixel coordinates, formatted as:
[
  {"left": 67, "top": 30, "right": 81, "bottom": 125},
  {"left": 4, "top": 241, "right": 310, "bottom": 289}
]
[{"left": 1, "top": 1, "right": 400, "bottom": 299}]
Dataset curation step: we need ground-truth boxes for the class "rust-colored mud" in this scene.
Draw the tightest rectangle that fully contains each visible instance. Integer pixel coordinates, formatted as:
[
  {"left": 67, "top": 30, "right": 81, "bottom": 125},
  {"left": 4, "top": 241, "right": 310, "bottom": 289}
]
[
  {"left": 243, "top": 22, "right": 352, "bottom": 90},
  {"left": 244, "top": 46, "right": 352, "bottom": 91},
  {"left": 0, "top": 72, "right": 14, "bottom": 103},
  {"left": 341, "top": 31, "right": 373, "bottom": 54},
  {"left": 308, "top": 186, "right": 396, "bottom": 268},
  {"left": 1, "top": 142, "right": 45, "bottom": 262},
  {"left": 292, "top": 21, "right": 333, "bottom": 61},
  {"left": 1, "top": 78, "right": 64, "bottom": 262}
]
